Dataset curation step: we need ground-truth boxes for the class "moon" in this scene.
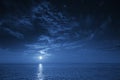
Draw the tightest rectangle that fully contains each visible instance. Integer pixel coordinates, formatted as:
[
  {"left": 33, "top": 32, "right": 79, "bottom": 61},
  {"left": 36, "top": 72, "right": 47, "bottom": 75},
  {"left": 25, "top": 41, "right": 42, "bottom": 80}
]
[{"left": 39, "top": 56, "right": 43, "bottom": 60}]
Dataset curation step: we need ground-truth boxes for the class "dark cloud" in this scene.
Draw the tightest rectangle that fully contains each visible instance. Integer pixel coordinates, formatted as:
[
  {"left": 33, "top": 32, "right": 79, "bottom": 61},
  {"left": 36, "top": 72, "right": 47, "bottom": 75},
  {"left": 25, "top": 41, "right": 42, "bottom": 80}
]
[{"left": 0, "top": 0, "right": 120, "bottom": 57}]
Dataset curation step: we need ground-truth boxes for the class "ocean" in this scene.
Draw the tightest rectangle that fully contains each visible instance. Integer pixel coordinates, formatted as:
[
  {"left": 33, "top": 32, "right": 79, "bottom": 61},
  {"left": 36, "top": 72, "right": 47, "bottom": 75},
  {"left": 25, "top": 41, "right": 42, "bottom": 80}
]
[{"left": 0, "top": 63, "right": 120, "bottom": 80}]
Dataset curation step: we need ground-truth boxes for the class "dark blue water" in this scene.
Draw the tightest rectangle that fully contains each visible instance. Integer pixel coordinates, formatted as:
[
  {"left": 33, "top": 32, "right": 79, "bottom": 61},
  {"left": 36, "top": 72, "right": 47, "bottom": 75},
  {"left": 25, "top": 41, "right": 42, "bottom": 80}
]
[{"left": 0, "top": 63, "right": 120, "bottom": 80}]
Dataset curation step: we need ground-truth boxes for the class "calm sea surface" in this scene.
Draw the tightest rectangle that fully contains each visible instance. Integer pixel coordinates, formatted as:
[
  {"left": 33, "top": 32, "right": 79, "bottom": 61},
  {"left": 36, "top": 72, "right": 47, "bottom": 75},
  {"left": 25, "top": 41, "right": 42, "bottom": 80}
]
[{"left": 0, "top": 63, "right": 120, "bottom": 80}]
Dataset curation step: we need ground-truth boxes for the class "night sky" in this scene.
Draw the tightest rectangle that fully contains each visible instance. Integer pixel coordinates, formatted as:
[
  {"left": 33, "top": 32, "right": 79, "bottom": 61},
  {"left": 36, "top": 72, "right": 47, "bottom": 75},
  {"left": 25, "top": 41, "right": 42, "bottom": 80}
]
[{"left": 0, "top": 0, "right": 120, "bottom": 63}]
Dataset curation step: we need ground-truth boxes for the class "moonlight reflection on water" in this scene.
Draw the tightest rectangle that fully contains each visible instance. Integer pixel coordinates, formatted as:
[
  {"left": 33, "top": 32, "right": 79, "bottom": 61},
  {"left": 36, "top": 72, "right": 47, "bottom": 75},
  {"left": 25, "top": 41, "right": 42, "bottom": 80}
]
[{"left": 37, "top": 64, "right": 44, "bottom": 80}]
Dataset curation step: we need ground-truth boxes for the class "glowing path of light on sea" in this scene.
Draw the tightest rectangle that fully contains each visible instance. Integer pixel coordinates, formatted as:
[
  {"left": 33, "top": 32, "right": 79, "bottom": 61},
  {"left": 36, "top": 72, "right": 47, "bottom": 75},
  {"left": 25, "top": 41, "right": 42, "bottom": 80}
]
[{"left": 37, "top": 64, "right": 44, "bottom": 80}]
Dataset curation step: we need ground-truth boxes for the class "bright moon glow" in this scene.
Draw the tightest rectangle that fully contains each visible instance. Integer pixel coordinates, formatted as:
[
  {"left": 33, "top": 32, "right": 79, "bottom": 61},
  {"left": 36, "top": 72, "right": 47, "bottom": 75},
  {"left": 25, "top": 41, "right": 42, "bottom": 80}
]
[{"left": 39, "top": 56, "right": 43, "bottom": 60}]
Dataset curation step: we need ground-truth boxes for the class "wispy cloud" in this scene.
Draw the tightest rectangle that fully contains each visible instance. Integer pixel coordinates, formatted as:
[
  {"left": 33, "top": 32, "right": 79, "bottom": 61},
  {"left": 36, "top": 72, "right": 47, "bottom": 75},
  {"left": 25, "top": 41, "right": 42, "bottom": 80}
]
[
  {"left": 0, "top": 1, "right": 113, "bottom": 56},
  {"left": 3, "top": 28, "right": 24, "bottom": 39}
]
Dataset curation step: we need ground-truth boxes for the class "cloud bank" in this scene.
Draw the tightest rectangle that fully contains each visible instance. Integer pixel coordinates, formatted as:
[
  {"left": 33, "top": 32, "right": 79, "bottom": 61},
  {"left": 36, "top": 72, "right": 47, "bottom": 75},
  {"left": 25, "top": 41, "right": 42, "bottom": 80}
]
[{"left": 0, "top": 0, "right": 119, "bottom": 57}]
